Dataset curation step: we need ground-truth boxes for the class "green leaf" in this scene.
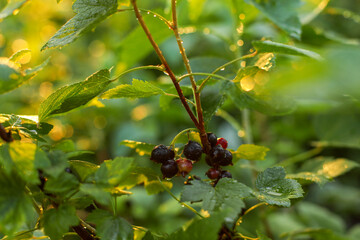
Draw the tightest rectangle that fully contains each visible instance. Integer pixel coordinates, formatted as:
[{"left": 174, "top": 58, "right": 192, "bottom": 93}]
[
  {"left": 9, "top": 49, "right": 31, "bottom": 63},
  {"left": 224, "top": 81, "right": 296, "bottom": 116},
  {"left": 69, "top": 160, "right": 99, "bottom": 182},
  {"left": 45, "top": 171, "right": 79, "bottom": 194},
  {"left": 297, "top": 202, "right": 346, "bottom": 233},
  {"left": 87, "top": 209, "right": 133, "bottom": 240},
  {"left": 101, "top": 79, "right": 165, "bottom": 99},
  {"left": 8, "top": 142, "right": 51, "bottom": 184},
  {"left": 349, "top": 225, "right": 360, "bottom": 240},
  {"left": 43, "top": 205, "right": 79, "bottom": 240},
  {"left": 254, "top": 167, "right": 303, "bottom": 207},
  {"left": 93, "top": 157, "right": 134, "bottom": 186},
  {"left": 38, "top": 69, "right": 111, "bottom": 121},
  {"left": 168, "top": 211, "right": 228, "bottom": 240},
  {"left": 0, "top": 0, "right": 8, "bottom": 11},
  {"left": 159, "top": 85, "right": 193, "bottom": 111},
  {"left": 0, "top": 57, "right": 48, "bottom": 95},
  {"left": 244, "top": 0, "right": 302, "bottom": 39},
  {"left": 0, "top": 114, "right": 53, "bottom": 136},
  {"left": 253, "top": 40, "right": 322, "bottom": 60},
  {"left": 288, "top": 158, "right": 359, "bottom": 185},
  {"left": 0, "top": 58, "right": 22, "bottom": 94},
  {"left": 119, "top": 166, "right": 173, "bottom": 194},
  {"left": 0, "top": 172, "right": 35, "bottom": 235},
  {"left": 120, "top": 140, "right": 156, "bottom": 156},
  {"left": 79, "top": 183, "right": 111, "bottom": 205},
  {"left": 116, "top": 15, "right": 172, "bottom": 68},
  {"left": 286, "top": 172, "right": 329, "bottom": 185},
  {"left": 41, "top": 0, "right": 118, "bottom": 50},
  {"left": 257, "top": 231, "right": 272, "bottom": 240},
  {"left": 235, "top": 144, "right": 270, "bottom": 161},
  {"left": 188, "top": 0, "right": 206, "bottom": 21},
  {"left": 0, "top": 0, "right": 27, "bottom": 20},
  {"left": 181, "top": 178, "right": 252, "bottom": 214},
  {"left": 43, "top": 150, "right": 70, "bottom": 178},
  {"left": 201, "top": 88, "right": 225, "bottom": 122}
]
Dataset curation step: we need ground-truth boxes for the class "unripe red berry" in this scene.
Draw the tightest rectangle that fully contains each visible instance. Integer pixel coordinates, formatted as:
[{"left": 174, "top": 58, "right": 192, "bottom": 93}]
[
  {"left": 161, "top": 160, "right": 178, "bottom": 178},
  {"left": 206, "top": 168, "right": 221, "bottom": 179},
  {"left": 176, "top": 158, "right": 193, "bottom": 177},
  {"left": 216, "top": 138, "right": 228, "bottom": 149}
]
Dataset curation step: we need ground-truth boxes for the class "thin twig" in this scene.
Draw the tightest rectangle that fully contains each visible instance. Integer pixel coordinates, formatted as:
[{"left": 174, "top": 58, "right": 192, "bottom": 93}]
[
  {"left": 177, "top": 72, "right": 230, "bottom": 82},
  {"left": 171, "top": 0, "right": 211, "bottom": 153},
  {"left": 197, "top": 52, "right": 257, "bottom": 93},
  {"left": 131, "top": 0, "right": 200, "bottom": 129},
  {"left": 157, "top": 177, "right": 204, "bottom": 219},
  {"left": 117, "top": 8, "right": 173, "bottom": 28}
]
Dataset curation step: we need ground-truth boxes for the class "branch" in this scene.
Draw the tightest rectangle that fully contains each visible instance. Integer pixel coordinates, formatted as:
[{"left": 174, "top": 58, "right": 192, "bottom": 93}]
[
  {"left": 131, "top": 0, "right": 199, "bottom": 129},
  {"left": 171, "top": 0, "right": 211, "bottom": 153}
]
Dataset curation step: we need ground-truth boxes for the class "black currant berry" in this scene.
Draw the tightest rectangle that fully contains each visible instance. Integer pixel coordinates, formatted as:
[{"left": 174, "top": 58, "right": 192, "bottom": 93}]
[
  {"left": 176, "top": 158, "right": 193, "bottom": 177},
  {"left": 161, "top": 160, "right": 179, "bottom": 178},
  {"left": 216, "top": 138, "right": 228, "bottom": 149},
  {"left": 211, "top": 145, "right": 225, "bottom": 163},
  {"left": 65, "top": 167, "right": 72, "bottom": 173},
  {"left": 220, "top": 170, "right": 232, "bottom": 178},
  {"left": 151, "top": 144, "right": 175, "bottom": 163},
  {"left": 184, "top": 140, "right": 203, "bottom": 161},
  {"left": 205, "top": 155, "right": 214, "bottom": 167},
  {"left": 219, "top": 150, "right": 233, "bottom": 166},
  {"left": 207, "top": 133, "right": 217, "bottom": 147},
  {"left": 206, "top": 168, "right": 221, "bottom": 179}
]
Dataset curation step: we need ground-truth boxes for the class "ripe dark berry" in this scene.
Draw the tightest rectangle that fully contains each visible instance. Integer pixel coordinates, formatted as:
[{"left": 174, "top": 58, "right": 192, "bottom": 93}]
[
  {"left": 176, "top": 158, "right": 193, "bottom": 177},
  {"left": 205, "top": 155, "right": 214, "bottom": 167},
  {"left": 151, "top": 145, "right": 175, "bottom": 163},
  {"left": 207, "top": 133, "right": 217, "bottom": 147},
  {"left": 219, "top": 150, "right": 233, "bottom": 166},
  {"left": 216, "top": 138, "right": 228, "bottom": 149},
  {"left": 220, "top": 170, "right": 232, "bottom": 178},
  {"left": 184, "top": 140, "right": 203, "bottom": 161},
  {"left": 206, "top": 168, "right": 221, "bottom": 179},
  {"left": 65, "top": 167, "right": 72, "bottom": 173},
  {"left": 161, "top": 160, "right": 178, "bottom": 178},
  {"left": 211, "top": 145, "right": 225, "bottom": 163}
]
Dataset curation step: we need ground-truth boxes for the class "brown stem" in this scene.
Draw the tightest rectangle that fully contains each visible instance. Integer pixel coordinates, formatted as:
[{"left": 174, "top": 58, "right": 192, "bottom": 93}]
[
  {"left": 0, "top": 123, "right": 13, "bottom": 142},
  {"left": 131, "top": 0, "right": 199, "bottom": 129},
  {"left": 170, "top": 0, "right": 210, "bottom": 153},
  {"left": 72, "top": 225, "right": 97, "bottom": 240}
]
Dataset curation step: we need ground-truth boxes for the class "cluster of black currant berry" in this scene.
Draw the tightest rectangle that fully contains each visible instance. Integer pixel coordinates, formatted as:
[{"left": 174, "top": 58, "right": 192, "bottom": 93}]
[
  {"left": 205, "top": 133, "right": 233, "bottom": 180},
  {"left": 150, "top": 132, "right": 233, "bottom": 182}
]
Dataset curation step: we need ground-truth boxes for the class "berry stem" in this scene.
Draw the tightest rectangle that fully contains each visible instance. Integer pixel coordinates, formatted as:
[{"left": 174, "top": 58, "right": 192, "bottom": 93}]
[
  {"left": 157, "top": 177, "right": 204, "bottom": 219},
  {"left": 170, "top": 128, "right": 198, "bottom": 149},
  {"left": 171, "top": 0, "right": 211, "bottom": 153},
  {"left": 131, "top": 0, "right": 200, "bottom": 129}
]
